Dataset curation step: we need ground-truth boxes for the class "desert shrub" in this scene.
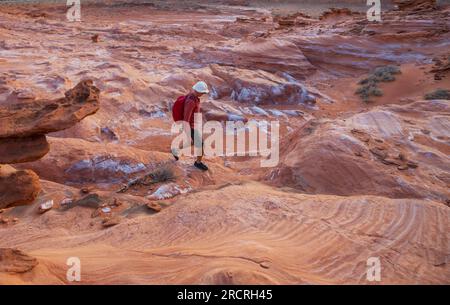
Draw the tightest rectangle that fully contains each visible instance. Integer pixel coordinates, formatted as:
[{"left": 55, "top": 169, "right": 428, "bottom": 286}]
[
  {"left": 424, "top": 89, "right": 450, "bottom": 100},
  {"left": 356, "top": 83, "right": 383, "bottom": 102},
  {"left": 150, "top": 164, "right": 176, "bottom": 183},
  {"left": 356, "top": 65, "right": 401, "bottom": 102},
  {"left": 117, "top": 163, "right": 176, "bottom": 193},
  {"left": 372, "top": 65, "right": 401, "bottom": 81}
]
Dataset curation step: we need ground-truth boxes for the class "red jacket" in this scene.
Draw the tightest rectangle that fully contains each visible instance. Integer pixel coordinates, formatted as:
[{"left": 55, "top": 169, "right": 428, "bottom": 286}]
[{"left": 183, "top": 93, "right": 201, "bottom": 129}]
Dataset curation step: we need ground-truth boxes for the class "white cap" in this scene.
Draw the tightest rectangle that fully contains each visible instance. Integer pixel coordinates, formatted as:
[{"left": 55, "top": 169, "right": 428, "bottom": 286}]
[{"left": 192, "top": 81, "right": 209, "bottom": 94}]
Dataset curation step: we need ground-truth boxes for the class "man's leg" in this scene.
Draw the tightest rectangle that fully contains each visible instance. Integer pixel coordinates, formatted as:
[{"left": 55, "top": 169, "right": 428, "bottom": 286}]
[
  {"left": 171, "top": 148, "right": 180, "bottom": 161},
  {"left": 192, "top": 129, "right": 208, "bottom": 171}
]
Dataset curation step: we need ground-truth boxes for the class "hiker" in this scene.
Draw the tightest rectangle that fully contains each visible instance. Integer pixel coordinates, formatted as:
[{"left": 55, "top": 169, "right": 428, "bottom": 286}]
[{"left": 172, "top": 81, "right": 210, "bottom": 171}]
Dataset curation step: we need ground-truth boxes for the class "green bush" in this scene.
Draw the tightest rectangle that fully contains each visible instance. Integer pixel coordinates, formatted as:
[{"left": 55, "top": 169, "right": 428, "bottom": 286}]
[
  {"left": 373, "top": 65, "right": 401, "bottom": 79},
  {"left": 356, "top": 65, "right": 401, "bottom": 102},
  {"left": 424, "top": 89, "right": 450, "bottom": 100}
]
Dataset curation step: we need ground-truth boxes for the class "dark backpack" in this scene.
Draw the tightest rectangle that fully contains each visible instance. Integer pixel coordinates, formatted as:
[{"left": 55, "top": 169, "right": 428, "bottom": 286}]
[{"left": 172, "top": 95, "right": 186, "bottom": 122}]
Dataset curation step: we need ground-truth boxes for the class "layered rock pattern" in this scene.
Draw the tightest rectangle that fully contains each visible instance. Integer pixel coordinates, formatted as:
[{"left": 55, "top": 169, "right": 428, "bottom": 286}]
[
  {"left": 0, "top": 80, "right": 100, "bottom": 208},
  {"left": 0, "top": 2, "right": 449, "bottom": 284}
]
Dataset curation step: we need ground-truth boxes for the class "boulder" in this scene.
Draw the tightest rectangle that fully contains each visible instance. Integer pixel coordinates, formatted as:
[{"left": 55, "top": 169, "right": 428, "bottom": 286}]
[
  {"left": 38, "top": 200, "right": 54, "bottom": 214},
  {"left": 0, "top": 165, "right": 41, "bottom": 209},
  {"left": 102, "top": 216, "right": 121, "bottom": 227},
  {"left": 147, "top": 201, "right": 162, "bottom": 212}
]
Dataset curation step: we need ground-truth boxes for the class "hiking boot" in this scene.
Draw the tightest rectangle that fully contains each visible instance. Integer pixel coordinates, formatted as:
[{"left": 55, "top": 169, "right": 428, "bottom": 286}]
[{"left": 194, "top": 161, "right": 208, "bottom": 171}]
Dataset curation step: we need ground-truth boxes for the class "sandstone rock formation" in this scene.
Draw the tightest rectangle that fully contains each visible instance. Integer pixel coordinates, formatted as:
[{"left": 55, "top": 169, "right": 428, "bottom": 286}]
[
  {"left": 0, "top": 1, "right": 449, "bottom": 285},
  {"left": 17, "top": 137, "right": 166, "bottom": 185},
  {"left": 269, "top": 100, "right": 450, "bottom": 203},
  {"left": 0, "top": 165, "right": 41, "bottom": 209},
  {"left": 0, "top": 80, "right": 100, "bottom": 139},
  {"left": 1, "top": 182, "right": 448, "bottom": 284},
  {"left": 394, "top": 0, "right": 437, "bottom": 11},
  {"left": 274, "top": 12, "right": 316, "bottom": 28},
  {"left": 187, "top": 38, "right": 316, "bottom": 80},
  {"left": 0, "top": 80, "right": 100, "bottom": 208},
  {"left": 319, "top": 7, "right": 358, "bottom": 20},
  {"left": 0, "top": 135, "right": 49, "bottom": 164},
  {"left": 0, "top": 248, "right": 38, "bottom": 273},
  {"left": 209, "top": 64, "right": 317, "bottom": 105}
]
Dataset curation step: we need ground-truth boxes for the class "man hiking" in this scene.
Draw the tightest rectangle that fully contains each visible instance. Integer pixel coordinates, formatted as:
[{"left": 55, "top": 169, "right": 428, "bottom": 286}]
[{"left": 172, "top": 81, "right": 210, "bottom": 171}]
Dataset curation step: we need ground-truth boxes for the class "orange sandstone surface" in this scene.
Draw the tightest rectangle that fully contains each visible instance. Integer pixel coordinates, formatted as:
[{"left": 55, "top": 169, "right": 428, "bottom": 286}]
[{"left": 0, "top": 1, "right": 449, "bottom": 284}]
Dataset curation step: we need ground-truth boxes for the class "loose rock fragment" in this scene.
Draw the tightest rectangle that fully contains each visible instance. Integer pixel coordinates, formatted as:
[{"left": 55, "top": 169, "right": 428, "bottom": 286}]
[
  {"left": 370, "top": 147, "right": 388, "bottom": 159},
  {"left": 407, "top": 161, "right": 418, "bottom": 168},
  {"left": 81, "top": 187, "right": 91, "bottom": 194},
  {"left": 101, "top": 207, "right": 112, "bottom": 213},
  {"left": 102, "top": 216, "right": 121, "bottom": 228},
  {"left": 63, "top": 194, "right": 101, "bottom": 211},
  {"left": 38, "top": 200, "right": 54, "bottom": 214},
  {"left": 91, "top": 34, "right": 99, "bottom": 43},
  {"left": 60, "top": 198, "right": 73, "bottom": 206},
  {"left": 147, "top": 202, "right": 162, "bottom": 212},
  {"left": 382, "top": 158, "right": 402, "bottom": 166},
  {"left": 398, "top": 164, "right": 409, "bottom": 170},
  {"left": 111, "top": 198, "right": 123, "bottom": 207}
]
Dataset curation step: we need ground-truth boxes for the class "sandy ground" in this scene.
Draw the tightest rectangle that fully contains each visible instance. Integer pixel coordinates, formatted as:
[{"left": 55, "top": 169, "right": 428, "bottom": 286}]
[{"left": 0, "top": 1, "right": 449, "bottom": 284}]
